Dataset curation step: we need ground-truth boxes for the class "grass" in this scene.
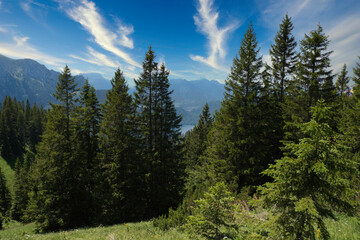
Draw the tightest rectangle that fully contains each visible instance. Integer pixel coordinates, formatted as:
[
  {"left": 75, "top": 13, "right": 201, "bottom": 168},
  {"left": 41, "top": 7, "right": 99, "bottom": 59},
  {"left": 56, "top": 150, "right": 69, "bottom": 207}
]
[
  {"left": 0, "top": 156, "right": 15, "bottom": 196},
  {"left": 325, "top": 215, "right": 360, "bottom": 240},
  {"left": 0, "top": 216, "right": 358, "bottom": 240},
  {"left": 0, "top": 221, "right": 191, "bottom": 240}
]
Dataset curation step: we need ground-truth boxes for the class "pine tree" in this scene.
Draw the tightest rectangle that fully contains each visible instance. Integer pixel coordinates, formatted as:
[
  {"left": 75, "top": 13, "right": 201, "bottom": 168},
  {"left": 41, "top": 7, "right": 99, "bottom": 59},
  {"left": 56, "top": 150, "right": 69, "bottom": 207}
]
[
  {"left": 260, "top": 100, "right": 357, "bottom": 239},
  {"left": 185, "top": 103, "right": 213, "bottom": 168},
  {"left": 134, "top": 47, "right": 184, "bottom": 218},
  {"left": 294, "top": 24, "right": 334, "bottom": 121},
  {"left": 283, "top": 25, "right": 335, "bottom": 142},
  {"left": 150, "top": 63, "right": 184, "bottom": 217},
  {"left": 336, "top": 64, "right": 350, "bottom": 96},
  {"left": 269, "top": 14, "right": 297, "bottom": 102},
  {"left": 28, "top": 65, "right": 83, "bottom": 231},
  {"left": 201, "top": 23, "right": 266, "bottom": 191},
  {"left": 353, "top": 56, "right": 360, "bottom": 98},
  {"left": 98, "top": 68, "right": 141, "bottom": 223},
  {"left": 11, "top": 151, "right": 34, "bottom": 222}
]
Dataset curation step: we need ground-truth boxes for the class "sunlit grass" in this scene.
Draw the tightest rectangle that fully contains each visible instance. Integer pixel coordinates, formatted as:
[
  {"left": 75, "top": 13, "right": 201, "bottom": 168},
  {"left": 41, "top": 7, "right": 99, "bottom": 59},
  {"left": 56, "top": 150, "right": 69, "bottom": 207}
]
[
  {"left": 0, "top": 221, "right": 191, "bottom": 240},
  {"left": 0, "top": 156, "right": 14, "bottom": 195}
]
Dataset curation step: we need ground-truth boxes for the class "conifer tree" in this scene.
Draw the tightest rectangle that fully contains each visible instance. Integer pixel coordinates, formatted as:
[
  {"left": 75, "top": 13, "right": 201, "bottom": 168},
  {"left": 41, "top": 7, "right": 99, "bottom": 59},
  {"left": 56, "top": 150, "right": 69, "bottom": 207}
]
[
  {"left": 201, "top": 23, "right": 266, "bottom": 191},
  {"left": 336, "top": 64, "right": 350, "bottom": 96},
  {"left": 269, "top": 14, "right": 297, "bottom": 102},
  {"left": 134, "top": 47, "right": 184, "bottom": 218},
  {"left": 260, "top": 100, "right": 357, "bottom": 239},
  {"left": 353, "top": 56, "right": 360, "bottom": 98},
  {"left": 28, "top": 65, "right": 84, "bottom": 231},
  {"left": 291, "top": 25, "right": 334, "bottom": 122},
  {"left": 98, "top": 68, "right": 140, "bottom": 223},
  {"left": 150, "top": 63, "right": 184, "bottom": 217},
  {"left": 185, "top": 103, "right": 213, "bottom": 168},
  {"left": 11, "top": 151, "right": 34, "bottom": 222}
]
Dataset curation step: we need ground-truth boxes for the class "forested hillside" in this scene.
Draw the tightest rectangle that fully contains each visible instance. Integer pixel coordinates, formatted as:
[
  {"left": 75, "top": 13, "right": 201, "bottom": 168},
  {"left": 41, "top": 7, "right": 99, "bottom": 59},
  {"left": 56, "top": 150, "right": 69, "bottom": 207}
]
[{"left": 0, "top": 14, "right": 359, "bottom": 239}]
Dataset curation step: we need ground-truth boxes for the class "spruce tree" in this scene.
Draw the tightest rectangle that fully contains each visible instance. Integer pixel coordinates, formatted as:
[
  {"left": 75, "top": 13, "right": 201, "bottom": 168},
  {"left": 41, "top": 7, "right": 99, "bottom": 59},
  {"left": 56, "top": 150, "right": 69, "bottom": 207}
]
[
  {"left": 150, "top": 63, "right": 184, "bottom": 217},
  {"left": 98, "top": 68, "right": 140, "bottom": 223},
  {"left": 260, "top": 100, "right": 357, "bottom": 239},
  {"left": 269, "top": 14, "right": 297, "bottom": 102},
  {"left": 294, "top": 24, "right": 334, "bottom": 121},
  {"left": 185, "top": 103, "right": 213, "bottom": 168},
  {"left": 336, "top": 64, "right": 350, "bottom": 96},
  {"left": 134, "top": 48, "right": 184, "bottom": 218},
  {"left": 201, "top": 23, "right": 266, "bottom": 191},
  {"left": 283, "top": 25, "right": 335, "bottom": 142},
  {"left": 353, "top": 56, "right": 360, "bottom": 98},
  {"left": 11, "top": 151, "right": 34, "bottom": 222},
  {"left": 28, "top": 65, "right": 84, "bottom": 231}
]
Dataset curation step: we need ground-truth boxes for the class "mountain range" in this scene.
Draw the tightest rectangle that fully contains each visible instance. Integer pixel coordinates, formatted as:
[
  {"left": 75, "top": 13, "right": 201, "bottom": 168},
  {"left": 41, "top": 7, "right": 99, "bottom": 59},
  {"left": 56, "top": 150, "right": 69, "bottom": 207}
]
[{"left": 0, "top": 55, "right": 225, "bottom": 125}]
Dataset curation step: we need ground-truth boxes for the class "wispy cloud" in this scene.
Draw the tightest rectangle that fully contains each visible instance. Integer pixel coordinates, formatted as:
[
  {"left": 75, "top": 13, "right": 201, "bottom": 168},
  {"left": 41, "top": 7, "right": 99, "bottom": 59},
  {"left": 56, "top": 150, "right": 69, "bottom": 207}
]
[
  {"left": 70, "top": 46, "right": 121, "bottom": 68},
  {"left": 62, "top": 0, "right": 140, "bottom": 68},
  {"left": 20, "top": 0, "right": 50, "bottom": 29},
  {"left": 328, "top": 14, "right": 360, "bottom": 73},
  {"left": 190, "top": 0, "right": 238, "bottom": 70},
  {"left": 0, "top": 35, "right": 66, "bottom": 67}
]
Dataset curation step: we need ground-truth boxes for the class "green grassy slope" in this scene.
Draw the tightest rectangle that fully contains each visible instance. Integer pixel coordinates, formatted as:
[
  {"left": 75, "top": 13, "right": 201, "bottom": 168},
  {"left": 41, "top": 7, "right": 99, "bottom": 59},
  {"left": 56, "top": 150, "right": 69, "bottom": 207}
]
[
  {"left": 0, "top": 156, "right": 15, "bottom": 196},
  {"left": 0, "top": 216, "right": 359, "bottom": 240},
  {"left": 0, "top": 221, "right": 191, "bottom": 240}
]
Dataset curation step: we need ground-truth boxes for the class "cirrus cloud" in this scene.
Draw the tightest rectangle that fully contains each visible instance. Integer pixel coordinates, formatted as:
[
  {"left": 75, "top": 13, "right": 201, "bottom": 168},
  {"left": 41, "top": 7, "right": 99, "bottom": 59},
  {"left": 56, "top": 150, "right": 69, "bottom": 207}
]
[{"left": 190, "top": 0, "right": 239, "bottom": 71}]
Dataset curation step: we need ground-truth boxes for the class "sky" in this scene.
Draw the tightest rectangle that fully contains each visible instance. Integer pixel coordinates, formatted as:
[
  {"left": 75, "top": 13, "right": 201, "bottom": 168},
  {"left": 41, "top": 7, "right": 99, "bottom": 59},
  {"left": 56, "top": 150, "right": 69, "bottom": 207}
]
[{"left": 0, "top": 0, "right": 359, "bottom": 85}]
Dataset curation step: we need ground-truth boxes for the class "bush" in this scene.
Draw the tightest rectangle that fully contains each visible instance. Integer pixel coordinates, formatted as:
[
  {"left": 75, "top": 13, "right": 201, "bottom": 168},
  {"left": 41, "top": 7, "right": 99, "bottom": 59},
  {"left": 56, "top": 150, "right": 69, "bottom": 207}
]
[{"left": 184, "top": 182, "right": 239, "bottom": 240}]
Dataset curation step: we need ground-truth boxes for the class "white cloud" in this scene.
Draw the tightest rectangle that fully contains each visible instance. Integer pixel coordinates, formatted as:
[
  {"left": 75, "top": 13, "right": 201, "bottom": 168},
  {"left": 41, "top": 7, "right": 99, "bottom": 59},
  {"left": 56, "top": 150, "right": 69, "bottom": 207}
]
[
  {"left": 20, "top": 0, "right": 50, "bottom": 29},
  {"left": 63, "top": 0, "right": 140, "bottom": 68},
  {"left": 0, "top": 27, "right": 6, "bottom": 33},
  {"left": 190, "top": 0, "right": 238, "bottom": 71},
  {"left": 328, "top": 14, "right": 360, "bottom": 73},
  {"left": 0, "top": 35, "right": 66, "bottom": 67},
  {"left": 70, "top": 46, "right": 121, "bottom": 68}
]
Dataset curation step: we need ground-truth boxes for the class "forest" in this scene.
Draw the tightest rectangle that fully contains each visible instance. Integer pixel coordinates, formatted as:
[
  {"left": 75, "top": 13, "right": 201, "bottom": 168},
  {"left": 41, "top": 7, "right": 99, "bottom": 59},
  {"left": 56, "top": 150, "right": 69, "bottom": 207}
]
[{"left": 0, "top": 14, "right": 359, "bottom": 239}]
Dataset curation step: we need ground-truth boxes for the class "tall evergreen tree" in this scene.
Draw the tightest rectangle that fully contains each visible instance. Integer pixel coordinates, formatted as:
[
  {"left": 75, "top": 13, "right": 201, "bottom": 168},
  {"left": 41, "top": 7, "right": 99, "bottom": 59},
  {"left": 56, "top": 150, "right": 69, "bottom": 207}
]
[
  {"left": 184, "top": 103, "right": 213, "bottom": 168},
  {"left": 150, "top": 63, "right": 184, "bottom": 217},
  {"left": 336, "top": 64, "right": 350, "bottom": 96},
  {"left": 98, "top": 68, "right": 141, "bottom": 223},
  {"left": 269, "top": 14, "right": 297, "bottom": 102},
  {"left": 294, "top": 25, "right": 334, "bottom": 121},
  {"left": 11, "top": 151, "right": 34, "bottom": 222},
  {"left": 283, "top": 25, "right": 335, "bottom": 142},
  {"left": 200, "top": 23, "right": 268, "bottom": 191},
  {"left": 28, "top": 65, "right": 84, "bottom": 231},
  {"left": 134, "top": 48, "right": 184, "bottom": 218},
  {"left": 352, "top": 56, "right": 360, "bottom": 98}
]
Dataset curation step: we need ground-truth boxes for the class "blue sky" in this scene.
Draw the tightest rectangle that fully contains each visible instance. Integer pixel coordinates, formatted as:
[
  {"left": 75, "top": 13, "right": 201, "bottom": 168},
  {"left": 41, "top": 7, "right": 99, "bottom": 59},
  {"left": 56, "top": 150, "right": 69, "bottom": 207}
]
[{"left": 0, "top": 0, "right": 359, "bottom": 85}]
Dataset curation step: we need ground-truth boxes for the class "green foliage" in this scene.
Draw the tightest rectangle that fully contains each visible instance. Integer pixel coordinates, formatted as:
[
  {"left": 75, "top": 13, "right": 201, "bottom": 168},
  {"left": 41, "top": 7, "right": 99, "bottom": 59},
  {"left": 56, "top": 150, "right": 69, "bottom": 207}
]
[
  {"left": 98, "top": 68, "right": 140, "bottom": 223},
  {"left": 260, "top": 100, "right": 358, "bottom": 239},
  {"left": 0, "top": 165, "right": 11, "bottom": 223},
  {"left": 134, "top": 47, "right": 184, "bottom": 219},
  {"left": 270, "top": 14, "right": 297, "bottom": 102},
  {"left": 336, "top": 64, "right": 350, "bottom": 96},
  {"left": 27, "top": 66, "right": 91, "bottom": 231},
  {"left": 184, "top": 182, "right": 238, "bottom": 240}
]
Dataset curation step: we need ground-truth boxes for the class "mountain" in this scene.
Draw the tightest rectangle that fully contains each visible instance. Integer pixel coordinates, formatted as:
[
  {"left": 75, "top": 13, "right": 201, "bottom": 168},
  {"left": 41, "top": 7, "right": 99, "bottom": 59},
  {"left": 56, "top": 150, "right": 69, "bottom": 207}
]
[
  {"left": 0, "top": 55, "right": 85, "bottom": 107},
  {"left": 0, "top": 55, "right": 225, "bottom": 125},
  {"left": 97, "top": 79, "right": 225, "bottom": 125},
  {"left": 81, "top": 72, "right": 112, "bottom": 90}
]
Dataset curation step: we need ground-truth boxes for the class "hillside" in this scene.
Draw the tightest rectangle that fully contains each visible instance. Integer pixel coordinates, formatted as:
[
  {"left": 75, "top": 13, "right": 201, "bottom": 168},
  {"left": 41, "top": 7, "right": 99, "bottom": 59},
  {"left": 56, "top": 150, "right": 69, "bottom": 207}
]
[{"left": 0, "top": 55, "right": 85, "bottom": 108}]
